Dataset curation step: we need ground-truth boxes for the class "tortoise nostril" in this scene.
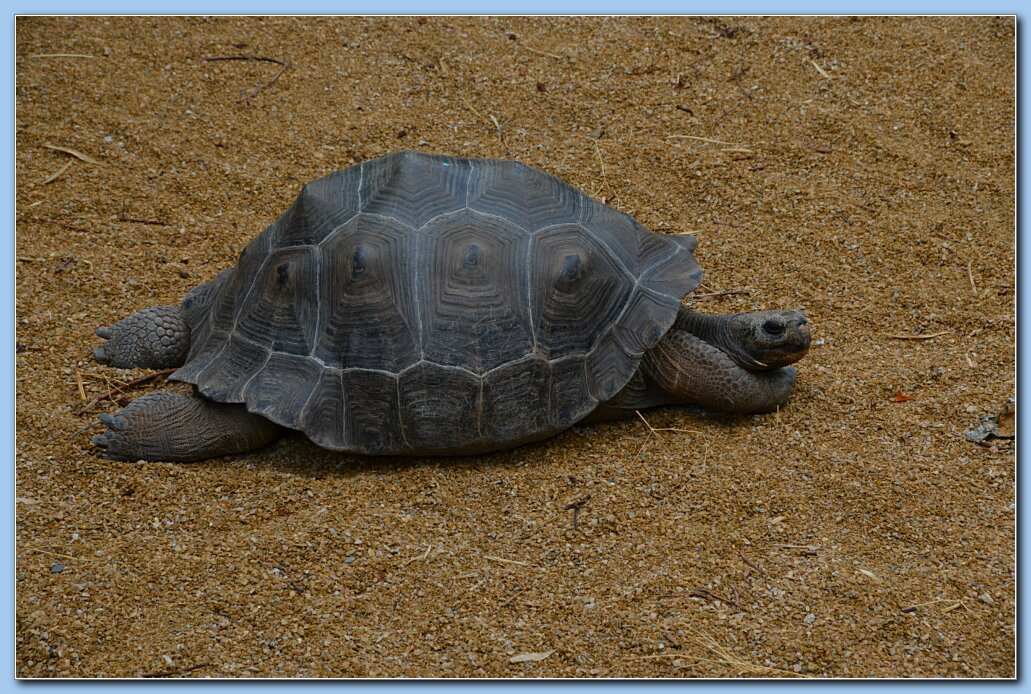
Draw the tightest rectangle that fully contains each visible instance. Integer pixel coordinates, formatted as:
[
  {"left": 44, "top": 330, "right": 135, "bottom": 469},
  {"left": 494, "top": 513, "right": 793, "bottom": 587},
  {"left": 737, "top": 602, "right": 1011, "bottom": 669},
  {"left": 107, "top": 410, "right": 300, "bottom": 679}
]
[{"left": 763, "top": 319, "right": 786, "bottom": 337}]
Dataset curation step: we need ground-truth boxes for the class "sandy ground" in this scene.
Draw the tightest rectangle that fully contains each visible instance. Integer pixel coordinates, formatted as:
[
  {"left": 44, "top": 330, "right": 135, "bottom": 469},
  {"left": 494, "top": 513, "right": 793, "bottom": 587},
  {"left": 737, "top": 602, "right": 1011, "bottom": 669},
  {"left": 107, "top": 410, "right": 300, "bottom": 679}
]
[{"left": 15, "top": 16, "right": 1014, "bottom": 677}]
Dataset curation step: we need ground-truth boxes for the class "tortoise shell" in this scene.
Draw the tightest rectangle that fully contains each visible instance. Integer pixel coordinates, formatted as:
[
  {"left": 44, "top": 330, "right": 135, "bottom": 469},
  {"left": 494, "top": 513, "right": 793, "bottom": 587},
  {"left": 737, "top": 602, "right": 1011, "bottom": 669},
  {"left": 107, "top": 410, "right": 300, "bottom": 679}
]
[{"left": 172, "top": 151, "right": 702, "bottom": 454}]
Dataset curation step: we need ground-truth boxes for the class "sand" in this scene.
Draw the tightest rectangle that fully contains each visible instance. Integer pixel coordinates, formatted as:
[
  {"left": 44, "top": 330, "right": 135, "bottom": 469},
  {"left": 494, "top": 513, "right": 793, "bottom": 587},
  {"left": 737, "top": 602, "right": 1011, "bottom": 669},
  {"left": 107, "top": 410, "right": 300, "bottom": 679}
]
[{"left": 15, "top": 15, "right": 1014, "bottom": 677}]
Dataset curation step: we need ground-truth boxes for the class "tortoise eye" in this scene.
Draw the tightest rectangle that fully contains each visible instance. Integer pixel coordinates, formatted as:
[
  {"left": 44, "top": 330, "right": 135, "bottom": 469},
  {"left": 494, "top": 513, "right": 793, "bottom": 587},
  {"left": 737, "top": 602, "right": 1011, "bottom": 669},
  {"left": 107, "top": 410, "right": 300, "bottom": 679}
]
[{"left": 763, "top": 319, "right": 785, "bottom": 337}]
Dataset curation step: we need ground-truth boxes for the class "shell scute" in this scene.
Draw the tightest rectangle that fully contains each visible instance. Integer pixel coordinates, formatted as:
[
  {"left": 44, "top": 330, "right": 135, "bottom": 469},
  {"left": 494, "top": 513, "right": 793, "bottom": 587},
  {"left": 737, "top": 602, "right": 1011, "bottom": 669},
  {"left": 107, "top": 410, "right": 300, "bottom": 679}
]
[{"left": 174, "top": 152, "right": 703, "bottom": 454}]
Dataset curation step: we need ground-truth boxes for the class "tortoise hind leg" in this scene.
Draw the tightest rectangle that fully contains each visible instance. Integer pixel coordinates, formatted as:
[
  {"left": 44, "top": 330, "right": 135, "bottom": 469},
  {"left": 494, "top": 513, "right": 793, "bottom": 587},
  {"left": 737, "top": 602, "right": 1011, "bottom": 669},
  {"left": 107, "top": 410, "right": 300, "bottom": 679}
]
[
  {"left": 642, "top": 329, "right": 798, "bottom": 414},
  {"left": 94, "top": 305, "right": 191, "bottom": 369},
  {"left": 93, "top": 392, "right": 283, "bottom": 462},
  {"left": 582, "top": 370, "right": 674, "bottom": 423}
]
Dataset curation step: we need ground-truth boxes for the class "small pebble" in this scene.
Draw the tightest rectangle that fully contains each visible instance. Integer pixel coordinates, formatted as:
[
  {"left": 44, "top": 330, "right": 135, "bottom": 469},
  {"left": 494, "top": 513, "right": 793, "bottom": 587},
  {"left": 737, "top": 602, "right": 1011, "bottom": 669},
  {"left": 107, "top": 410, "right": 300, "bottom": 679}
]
[
  {"left": 804, "top": 613, "right": 817, "bottom": 625},
  {"left": 979, "top": 592, "right": 994, "bottom": 604},
  {"left": 50, "top": 562, "right": 65, "bottom": 574},
  {"left": 344, "top": 556, "right": 356, "bottom": 564}
]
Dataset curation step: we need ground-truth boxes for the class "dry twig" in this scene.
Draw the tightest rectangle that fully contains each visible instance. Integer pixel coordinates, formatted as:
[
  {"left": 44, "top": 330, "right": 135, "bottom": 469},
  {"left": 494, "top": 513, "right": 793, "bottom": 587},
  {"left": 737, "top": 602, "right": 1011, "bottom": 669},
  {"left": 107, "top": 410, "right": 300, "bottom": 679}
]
[
  {"left": 883, "top": 331, "right": 949, "bottom": 341},
  {"left": 739, "top": 551, "right": 768, "bottom": 577},
  {"left": 143, "top": 662, "right": 212, "bottom": 678},
  {"left": 564, "top": 494, "right": 592, "bottom": 529},
  {"left": 203, "top": 54, "right": 291, "bottom": 103},
  {"left": 75, "top": 368, "right": 177, "bottom": 414},
  {"left": 688, "top": 587, "right": 745, "bottom": 612}
]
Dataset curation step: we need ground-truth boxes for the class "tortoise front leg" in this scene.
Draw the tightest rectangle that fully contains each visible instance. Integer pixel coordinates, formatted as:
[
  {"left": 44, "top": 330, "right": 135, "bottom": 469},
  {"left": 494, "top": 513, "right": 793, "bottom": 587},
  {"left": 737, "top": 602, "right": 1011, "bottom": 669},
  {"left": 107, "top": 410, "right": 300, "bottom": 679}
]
[
  {"left": 642, "top": 330, "right": 798, "bottom": 414},
  {"left": 93, "top": 391, "right": 283, "bottom": 462},
  {"left": 94, "top": 305, "right": 190, "bottom": 369}
]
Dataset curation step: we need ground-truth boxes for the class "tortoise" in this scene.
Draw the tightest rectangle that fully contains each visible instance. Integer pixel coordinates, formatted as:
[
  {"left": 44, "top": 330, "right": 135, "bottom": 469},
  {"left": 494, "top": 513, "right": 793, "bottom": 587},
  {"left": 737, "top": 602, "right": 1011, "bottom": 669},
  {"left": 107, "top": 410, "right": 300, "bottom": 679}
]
[{"left": 91, "top": 151, "right": 811, "bottom": 462}]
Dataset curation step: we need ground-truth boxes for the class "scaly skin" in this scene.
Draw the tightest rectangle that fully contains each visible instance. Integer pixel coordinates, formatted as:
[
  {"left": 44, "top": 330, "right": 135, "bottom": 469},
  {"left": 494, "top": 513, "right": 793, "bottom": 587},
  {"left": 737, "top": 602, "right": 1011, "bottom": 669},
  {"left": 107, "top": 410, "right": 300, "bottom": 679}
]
[
  {"left": 91, "top": 304, "right": 810, "bottom": 461},
  {"left": 93, "top": 304, "right": 283, "bottom": 462},
  {"left": 642, "top": 330, "right": 799, "bottom": 413},
  {"left": 93, "top": 391, "right": 283, "bottom": 462},
  {"left": 592, "top": 307, "right": 811, "bottom": 419},
  {"left": 93, "top": 305, "right": 191, "bottom": 369}
]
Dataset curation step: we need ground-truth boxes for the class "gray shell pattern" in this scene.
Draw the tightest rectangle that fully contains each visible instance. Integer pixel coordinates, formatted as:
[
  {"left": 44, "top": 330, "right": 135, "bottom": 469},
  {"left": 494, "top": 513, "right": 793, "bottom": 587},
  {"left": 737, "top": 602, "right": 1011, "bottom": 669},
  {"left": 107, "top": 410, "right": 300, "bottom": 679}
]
[{"left": 172, "top": 151, "right": 702, "bottom": 454}]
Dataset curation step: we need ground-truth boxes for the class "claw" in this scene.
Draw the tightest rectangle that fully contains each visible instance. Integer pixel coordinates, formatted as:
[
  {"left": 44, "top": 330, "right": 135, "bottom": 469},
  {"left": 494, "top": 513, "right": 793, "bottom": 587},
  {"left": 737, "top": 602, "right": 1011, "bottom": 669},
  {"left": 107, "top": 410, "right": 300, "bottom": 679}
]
[
  {"left": 99, "top": 413, "right": 125, "bottom": 430},
  {"left": 95, "top": 327, "right": 111, "bottom": 339},
  {"left": 93, "top": 347, "right": 108, "bottom": 364}
]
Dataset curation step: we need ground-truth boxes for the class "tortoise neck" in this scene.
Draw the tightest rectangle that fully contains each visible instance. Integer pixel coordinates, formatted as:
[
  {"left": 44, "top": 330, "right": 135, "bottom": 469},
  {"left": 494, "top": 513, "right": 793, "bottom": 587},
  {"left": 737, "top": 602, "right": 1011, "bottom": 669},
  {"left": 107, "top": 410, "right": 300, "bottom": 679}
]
[{"left": 673, "top": 308, "right": 749, "bottom": 367}]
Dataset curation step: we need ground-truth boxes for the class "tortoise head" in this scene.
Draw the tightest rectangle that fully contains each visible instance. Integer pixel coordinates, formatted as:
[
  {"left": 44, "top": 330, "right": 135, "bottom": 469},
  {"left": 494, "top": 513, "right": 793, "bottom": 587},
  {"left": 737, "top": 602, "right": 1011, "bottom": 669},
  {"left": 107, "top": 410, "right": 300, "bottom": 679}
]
[{"left": 726, "top": 310, "right": 811, "bottom": 370}]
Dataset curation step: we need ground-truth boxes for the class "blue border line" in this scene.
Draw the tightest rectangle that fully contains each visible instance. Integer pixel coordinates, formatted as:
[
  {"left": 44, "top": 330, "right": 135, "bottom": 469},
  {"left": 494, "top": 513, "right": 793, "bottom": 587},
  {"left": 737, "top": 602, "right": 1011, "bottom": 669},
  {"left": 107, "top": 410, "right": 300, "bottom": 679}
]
[{"left": 6, "top": 3, "right": 1025, "bottom": 690}]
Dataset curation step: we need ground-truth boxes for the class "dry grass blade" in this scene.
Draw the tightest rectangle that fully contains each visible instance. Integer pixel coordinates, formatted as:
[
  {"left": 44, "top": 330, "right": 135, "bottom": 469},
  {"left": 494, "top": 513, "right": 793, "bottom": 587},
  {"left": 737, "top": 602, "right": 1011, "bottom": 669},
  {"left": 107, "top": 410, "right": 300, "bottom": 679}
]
[
  {"left": 594, "top": 140, "right": 607, "bottom": 191},
  {"left": 636, "top": 410, "right": 666, "bottom": 442},
  {"left": 634, "top": 410, "right": 702, "bottom": 462},
  {"left": 811, "top": 60, "right": 832, "bottom": 79},
  {"left": 667, "top": 134, "right": 741, "bottom": 146},
  {"left": 509, "top": 649, "right": 555, "bottom": 663},
  {"left": 685, "top": 625, "right": 808, "bottom": 677},
  {"left": 75, "top": 370, "right": 87, "bottom": 402},
  {"left": 883, "top": 331, "right": 949, "bottom": 341},
  {"left": 74, "top": 368, "right": 177, "bottom": 414},
  {"left": 43, "top": 161, "right": 73, "bottom": 185},
  {"left": 44, "top": 143, "right": 100, "bottom": 165},
  {"left": 28, "top": 53, "right": 95, "bottom": 59},
  {"left": 687, "top": 288, "right": 751, "bottom": 301},
  {"left": 519, "top": 44, "right": 562, "bottom": 60},
  {"left": 636, "top": 410, "right": 702, "bottom": 438},
  {"left": 460, "top": 96, "right": 490, "bottom": 127},
  {"left": 485, "top": 555, "right": 529, "bottom": 567},
  {"left": 23, "top": 546, "right": 81, "bottom": 561},
  {"left": 900, "top": 598, "right": 972, "bottom": 615},
  {"left": 401, "top": 545, "right": 433, "bottom": 567}
]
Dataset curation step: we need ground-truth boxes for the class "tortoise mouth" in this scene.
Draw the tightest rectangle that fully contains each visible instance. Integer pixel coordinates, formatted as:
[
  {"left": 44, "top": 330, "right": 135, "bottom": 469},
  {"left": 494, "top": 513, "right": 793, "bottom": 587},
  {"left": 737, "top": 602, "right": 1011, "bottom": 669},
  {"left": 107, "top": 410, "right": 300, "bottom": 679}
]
[
  {"left": 749, "top": 323, "right": 812, "bottom": 370},
  {"left": 752, "top": 341, "right": 810, "bottom": 369}
]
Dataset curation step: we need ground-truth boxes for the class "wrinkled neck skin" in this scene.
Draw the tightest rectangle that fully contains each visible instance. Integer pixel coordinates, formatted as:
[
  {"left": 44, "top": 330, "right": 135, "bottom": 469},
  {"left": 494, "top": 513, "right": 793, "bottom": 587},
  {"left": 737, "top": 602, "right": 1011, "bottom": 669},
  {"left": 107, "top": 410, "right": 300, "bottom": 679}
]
[{"left": 674, "top": 309, "right": 768, "bottom": 371}]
